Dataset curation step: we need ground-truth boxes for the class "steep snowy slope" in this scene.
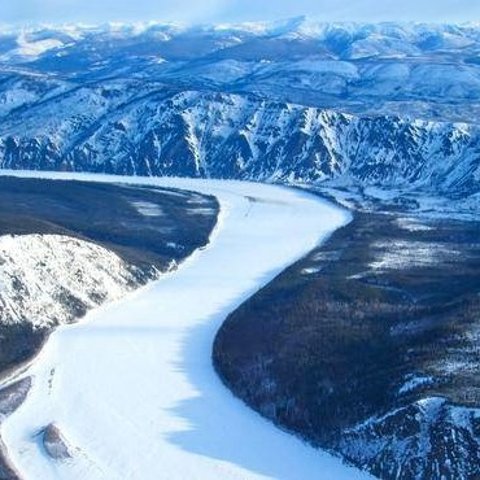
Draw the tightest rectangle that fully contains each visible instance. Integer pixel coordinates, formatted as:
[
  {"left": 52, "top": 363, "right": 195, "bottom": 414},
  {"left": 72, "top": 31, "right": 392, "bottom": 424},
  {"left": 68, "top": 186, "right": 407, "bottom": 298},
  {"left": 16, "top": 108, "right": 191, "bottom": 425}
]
[
  {"left": 0, "top": 234, "right": 144, "bottom": 329},
  {"left": 0, "top": 90, "right": 478, "bottom": 204}
]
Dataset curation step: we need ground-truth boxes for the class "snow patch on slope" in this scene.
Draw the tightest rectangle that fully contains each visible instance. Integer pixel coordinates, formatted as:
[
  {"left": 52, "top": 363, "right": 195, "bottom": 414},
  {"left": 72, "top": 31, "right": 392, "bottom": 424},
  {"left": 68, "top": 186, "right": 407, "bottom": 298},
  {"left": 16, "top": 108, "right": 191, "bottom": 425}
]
[
  {"left": 1, "top": 32, "right": 64, "bottom": 62},
  {"left": 370, "top": 240, "right": 461, "bottom": 271},
  {"left": 131, "top": 201, "right": 164, "bottom": 217}
]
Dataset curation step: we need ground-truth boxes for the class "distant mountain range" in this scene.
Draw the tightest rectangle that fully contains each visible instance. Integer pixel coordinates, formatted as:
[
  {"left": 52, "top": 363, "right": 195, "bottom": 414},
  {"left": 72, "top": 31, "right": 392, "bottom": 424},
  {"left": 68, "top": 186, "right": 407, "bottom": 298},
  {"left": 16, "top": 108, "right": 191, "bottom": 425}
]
[
  {"left": 2, "top": 19, "right": 480, "bottom": 120},
  {"left": 0, "top": 20, "right": 479, "bottom": 210}
]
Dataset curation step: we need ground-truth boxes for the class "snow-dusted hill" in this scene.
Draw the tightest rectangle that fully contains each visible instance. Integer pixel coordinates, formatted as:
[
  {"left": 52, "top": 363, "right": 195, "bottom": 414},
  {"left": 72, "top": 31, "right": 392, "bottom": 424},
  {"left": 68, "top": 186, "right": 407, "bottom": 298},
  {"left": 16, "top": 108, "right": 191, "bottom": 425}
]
[{"left": 0, "top": 234, "right": 146, "bottom": 329}]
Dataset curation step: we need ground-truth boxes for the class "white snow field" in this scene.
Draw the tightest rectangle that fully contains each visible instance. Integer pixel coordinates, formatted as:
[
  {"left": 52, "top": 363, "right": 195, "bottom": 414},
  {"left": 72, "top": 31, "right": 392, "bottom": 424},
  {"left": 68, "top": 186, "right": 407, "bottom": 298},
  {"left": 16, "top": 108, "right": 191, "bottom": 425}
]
[{"left": 0, "top": 171, "right": 371, "bottom": 480}]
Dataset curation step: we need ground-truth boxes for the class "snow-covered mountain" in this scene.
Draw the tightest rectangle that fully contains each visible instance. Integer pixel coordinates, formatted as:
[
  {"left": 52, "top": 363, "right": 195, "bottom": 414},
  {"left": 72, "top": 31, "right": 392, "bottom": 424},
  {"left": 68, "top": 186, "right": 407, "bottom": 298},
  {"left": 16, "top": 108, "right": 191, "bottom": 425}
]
[
  {"left": 0, "top": 89, "right": 479, "bottom": 204},
  {"left": 0, "top": 20, "right": 479, "bottom": 208},
  {"left": 2, "top": 19, "right": 480, "bottom": 121}
]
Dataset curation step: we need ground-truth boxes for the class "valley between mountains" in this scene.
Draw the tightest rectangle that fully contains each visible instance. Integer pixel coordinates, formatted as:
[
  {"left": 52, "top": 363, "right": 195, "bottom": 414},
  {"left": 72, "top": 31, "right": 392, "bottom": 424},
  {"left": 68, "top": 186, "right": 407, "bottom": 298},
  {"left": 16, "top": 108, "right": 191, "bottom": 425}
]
[
  {"left": 1, "top": 18, "right": 480, "bottom": 480},
  {"left": 0, "top": 172, "right": 367, "bottom": 480}
]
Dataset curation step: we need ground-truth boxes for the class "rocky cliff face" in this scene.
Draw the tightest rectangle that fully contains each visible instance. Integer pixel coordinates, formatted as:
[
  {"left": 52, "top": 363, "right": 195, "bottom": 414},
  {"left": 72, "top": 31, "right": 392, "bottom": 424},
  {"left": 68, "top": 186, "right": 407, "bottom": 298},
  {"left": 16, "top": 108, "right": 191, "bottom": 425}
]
[{"left": 339, "top": 398, "right": 480, "bottom": 480}]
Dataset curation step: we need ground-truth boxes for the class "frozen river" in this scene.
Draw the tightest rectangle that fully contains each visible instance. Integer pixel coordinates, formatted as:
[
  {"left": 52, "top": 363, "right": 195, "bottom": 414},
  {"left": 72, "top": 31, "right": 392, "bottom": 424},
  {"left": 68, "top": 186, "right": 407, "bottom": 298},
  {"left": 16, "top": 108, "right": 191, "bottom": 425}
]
[{"left": 1, "top": 172, "right": 371, "bottom": 480}]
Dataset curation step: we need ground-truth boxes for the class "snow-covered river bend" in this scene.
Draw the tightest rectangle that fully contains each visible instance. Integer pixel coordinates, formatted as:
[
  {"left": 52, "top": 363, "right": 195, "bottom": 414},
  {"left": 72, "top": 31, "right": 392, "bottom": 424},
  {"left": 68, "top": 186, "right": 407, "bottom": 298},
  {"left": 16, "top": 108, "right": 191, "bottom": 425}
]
[{"left": 1, "top": 173, "right": 370, "bottom": 480}]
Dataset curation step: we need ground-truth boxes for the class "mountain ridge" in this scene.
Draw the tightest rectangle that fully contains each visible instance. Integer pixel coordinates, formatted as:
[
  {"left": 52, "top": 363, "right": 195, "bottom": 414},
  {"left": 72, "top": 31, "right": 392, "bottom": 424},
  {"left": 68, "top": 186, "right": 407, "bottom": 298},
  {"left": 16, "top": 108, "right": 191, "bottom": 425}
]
[{"left": 0, "top": 90, "right": 478, "bottom": 206}]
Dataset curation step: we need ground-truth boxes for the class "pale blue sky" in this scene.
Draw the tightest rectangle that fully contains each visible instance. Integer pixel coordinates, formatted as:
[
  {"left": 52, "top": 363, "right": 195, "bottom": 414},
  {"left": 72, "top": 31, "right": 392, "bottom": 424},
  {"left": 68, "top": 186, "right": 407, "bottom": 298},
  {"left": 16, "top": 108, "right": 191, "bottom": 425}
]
[{"left": 3, "top": 0, "right": 480, "bottom": 25}]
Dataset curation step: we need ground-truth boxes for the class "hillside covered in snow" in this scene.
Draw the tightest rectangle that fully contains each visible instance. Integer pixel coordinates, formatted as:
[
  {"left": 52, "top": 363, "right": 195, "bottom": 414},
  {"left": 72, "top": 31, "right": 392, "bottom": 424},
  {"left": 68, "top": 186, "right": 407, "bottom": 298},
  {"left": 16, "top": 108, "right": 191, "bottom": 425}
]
[
  {"left": 0, "top": 234, "right": 143, "bottom": 329},
  {"left": 0, "top": 20, "right": 479, "bottom": 217},
  {"left": 1, "top": 19, "right": 480, "bottom": 121}
]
